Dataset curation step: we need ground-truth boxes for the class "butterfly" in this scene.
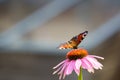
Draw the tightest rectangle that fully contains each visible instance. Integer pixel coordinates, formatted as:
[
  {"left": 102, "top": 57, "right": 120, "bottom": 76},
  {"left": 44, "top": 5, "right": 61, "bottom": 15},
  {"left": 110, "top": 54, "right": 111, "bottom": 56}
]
[{"left": 58, "top": 31, "right": 88, "bottom": 49}]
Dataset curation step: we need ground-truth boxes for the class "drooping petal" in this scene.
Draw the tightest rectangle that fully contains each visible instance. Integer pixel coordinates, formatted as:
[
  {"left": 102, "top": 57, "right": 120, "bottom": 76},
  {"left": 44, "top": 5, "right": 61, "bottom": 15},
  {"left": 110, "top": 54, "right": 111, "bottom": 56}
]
[
  {"left": 86, "top": 56, "right": 103, "bottom": 70},
  {"left": 53, "top": 59, "right": 67, "bottom": 69},
  {"left": 82, "top": 58, "right": 91, "bottom": 68},
  {"left": 75, "top": 59, "right": 82, "bottom": 70},
  {"left": 58, "top": 61, "right": 68, "bottom": 80},
  {"left": 81, "top": 58, "right": 94, "bottom": 73},
  {"left": 65, "top": 60, "right": 74, "bottom": 75},
  {"left": 62, "top": 61, "right": 75, "bottom": 79},
  {"left": 89, "top": 55, "right": 104, "bottom": 60},
  {"left": 86, "top": 56, "right": 99, "bottom": 69},
  {"left": 91, "top": 57, "right": 103, "bottom": 69},
  {"left": 53, "top": 64, "right": 63, "bottom": 75},
  {"left": 73, "top": 64, "right": 80, "bottom": 75}
]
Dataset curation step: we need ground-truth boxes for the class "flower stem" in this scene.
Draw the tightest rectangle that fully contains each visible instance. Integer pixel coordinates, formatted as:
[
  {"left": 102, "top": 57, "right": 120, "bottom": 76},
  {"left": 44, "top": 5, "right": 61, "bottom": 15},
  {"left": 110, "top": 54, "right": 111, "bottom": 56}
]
[{"left": 78, "top": 67, "right": 83, "bottom": 80}]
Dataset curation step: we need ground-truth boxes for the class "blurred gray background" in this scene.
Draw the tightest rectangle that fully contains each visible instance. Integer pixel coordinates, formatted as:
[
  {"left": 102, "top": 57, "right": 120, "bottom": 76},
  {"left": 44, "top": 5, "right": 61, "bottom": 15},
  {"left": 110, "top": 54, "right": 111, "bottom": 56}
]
[{"left": 0, "top": 0, "right": 120, "bottom": 80}]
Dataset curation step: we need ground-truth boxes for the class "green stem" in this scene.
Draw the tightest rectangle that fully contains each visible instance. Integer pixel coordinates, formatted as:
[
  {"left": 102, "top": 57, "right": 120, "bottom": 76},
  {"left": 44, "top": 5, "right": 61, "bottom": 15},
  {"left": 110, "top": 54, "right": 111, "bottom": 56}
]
[{"left": 78, "top": 67, "right": 83, "bottom": 80}]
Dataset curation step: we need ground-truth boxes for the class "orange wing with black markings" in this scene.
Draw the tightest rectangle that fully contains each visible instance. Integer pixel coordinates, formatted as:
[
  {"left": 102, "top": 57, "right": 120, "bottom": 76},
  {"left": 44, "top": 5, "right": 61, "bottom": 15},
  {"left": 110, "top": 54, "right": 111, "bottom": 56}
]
[{"left": 59, "top": 31, "right": 88, "bottom": 49}]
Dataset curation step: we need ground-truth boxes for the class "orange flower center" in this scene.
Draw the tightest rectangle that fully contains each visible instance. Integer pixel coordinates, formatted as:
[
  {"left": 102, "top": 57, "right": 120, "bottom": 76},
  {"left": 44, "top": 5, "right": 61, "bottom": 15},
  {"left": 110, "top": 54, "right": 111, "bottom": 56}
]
[{"left": 66, "top": 49, "right": 88, "bottom": 60}]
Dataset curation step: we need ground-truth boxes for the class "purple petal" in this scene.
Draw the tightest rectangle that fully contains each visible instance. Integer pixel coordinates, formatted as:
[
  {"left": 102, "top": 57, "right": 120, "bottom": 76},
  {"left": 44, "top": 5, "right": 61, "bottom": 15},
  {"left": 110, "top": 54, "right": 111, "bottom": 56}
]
[
  {"left": 53, "top": 64, "right": 63, "bottom": 75},
  {"left": 89, "top": 55, "right": 104, "bottom": 60},
  {"left": 91, "top": 58, "right": 103, "bottom": 69},
  {"left": 86, "top": 56, "right": 103, "bottom": 70},
  {"left": 65, "top": 60, "right": 74, "bottom": 75},
  {"left": 75, "top": 59, "right": 82, "bottom": 70},
  {"left": 82, "top": 58, "right": 91, "bottom": 68},
  {"left": 53, "top": 59, "right": 68, "bottom": 69},
  {"left": 73, "top": 65, "right": 80, "bottom": 75},
  {"left": 81, "top": 58, "right": 94, "bottom": 73},
  {"left": 58, "top": 60, "right": 68, "bottom": 79},
  {"left": 86, "top": 56, "right": 99, "bottom": 69}
]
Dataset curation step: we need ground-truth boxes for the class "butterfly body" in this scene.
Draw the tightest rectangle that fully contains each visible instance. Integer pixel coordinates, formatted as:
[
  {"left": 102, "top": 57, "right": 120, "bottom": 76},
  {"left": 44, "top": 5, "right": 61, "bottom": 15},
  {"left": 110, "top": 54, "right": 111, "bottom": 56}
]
[{"left": 59, "top": 31, "right": 88, "bottom": 49}]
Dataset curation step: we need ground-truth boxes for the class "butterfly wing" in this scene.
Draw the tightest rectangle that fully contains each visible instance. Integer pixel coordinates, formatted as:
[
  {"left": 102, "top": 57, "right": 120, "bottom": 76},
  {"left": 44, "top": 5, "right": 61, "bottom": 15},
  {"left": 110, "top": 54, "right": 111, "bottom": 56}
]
[
  {"left": 58, "top": 31, "right": 88, "bottom": 49},
  {"left": 58, "top": 42, "right": 74, "bottom": 49},
  {"left": 74, "top": 31, "right": 88, "bottom": 46}
]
